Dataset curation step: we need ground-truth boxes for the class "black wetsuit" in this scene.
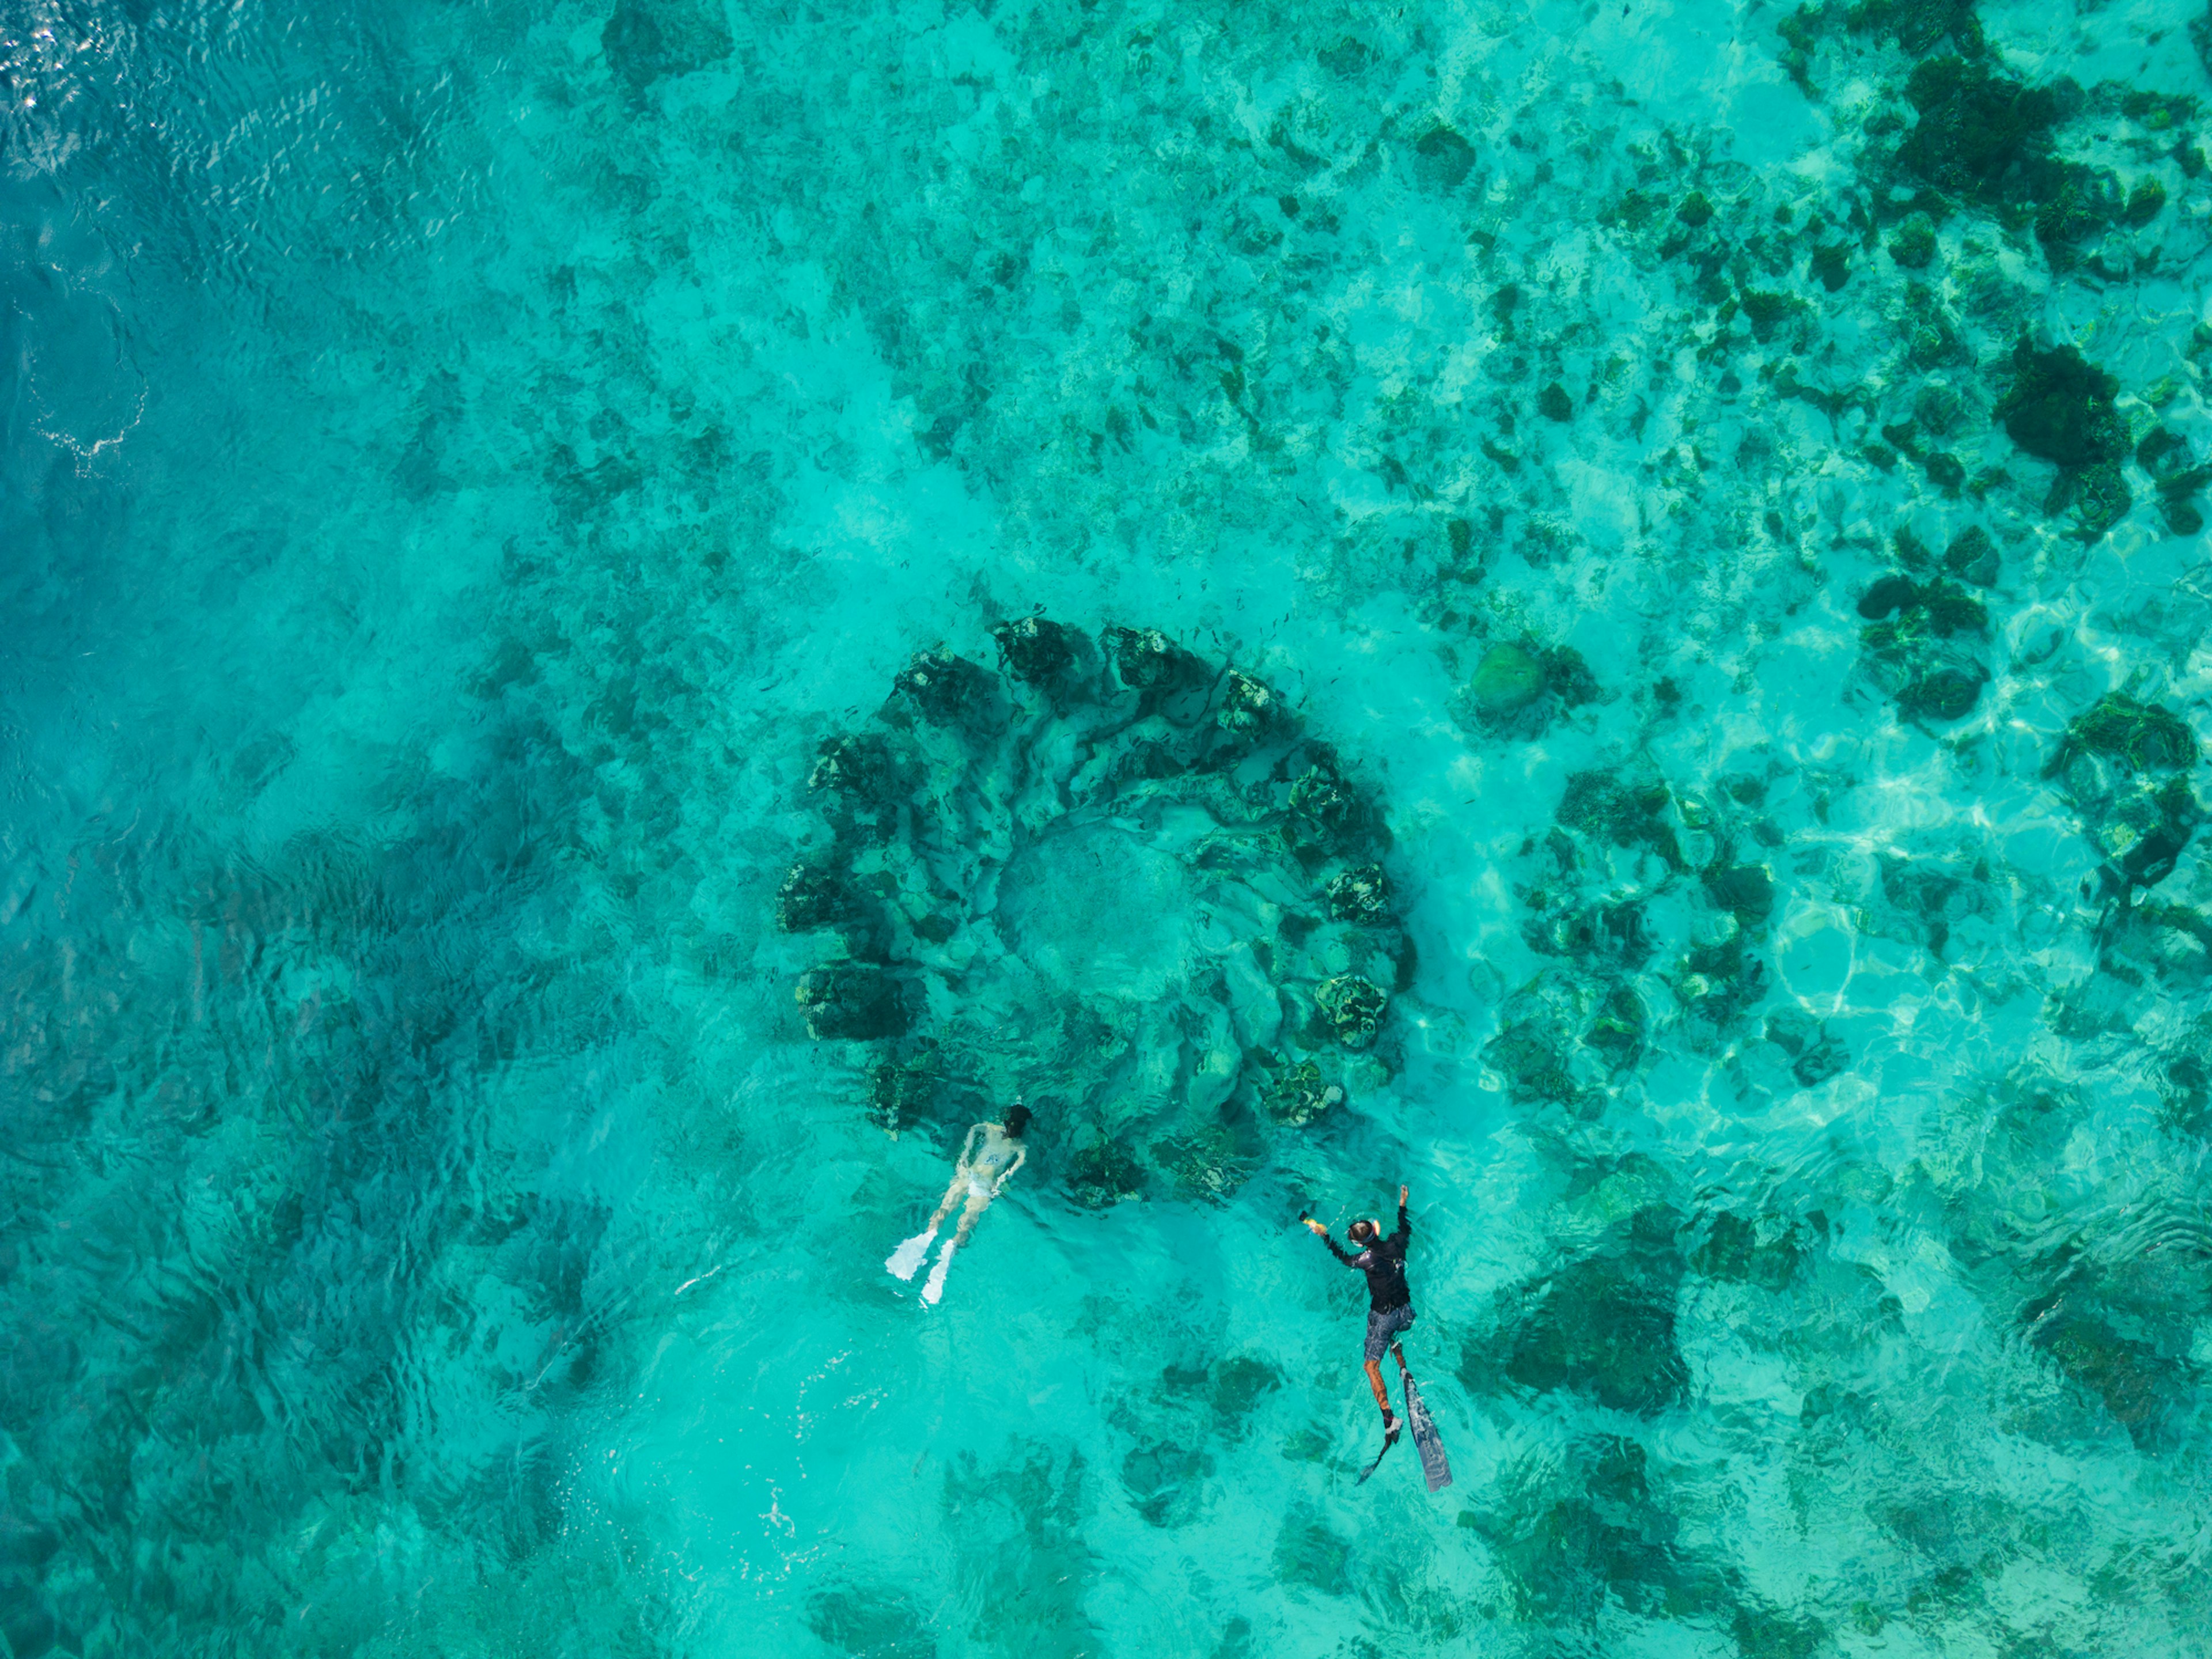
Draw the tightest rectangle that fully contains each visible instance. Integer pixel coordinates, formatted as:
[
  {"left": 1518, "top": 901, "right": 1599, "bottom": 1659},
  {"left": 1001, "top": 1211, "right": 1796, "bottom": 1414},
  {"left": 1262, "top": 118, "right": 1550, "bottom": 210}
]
[
  {"left": 1325, "top": 1201, "right": 1412, "bottom": 1309},
  {"left": 1323, "top": 1202, "right": 1418, "bottom": 1371}
]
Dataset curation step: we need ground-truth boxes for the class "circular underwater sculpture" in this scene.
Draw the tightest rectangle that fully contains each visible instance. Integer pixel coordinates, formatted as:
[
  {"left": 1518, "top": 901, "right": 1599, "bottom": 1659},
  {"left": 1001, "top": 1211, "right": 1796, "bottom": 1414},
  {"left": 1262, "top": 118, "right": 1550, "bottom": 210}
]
[{"left": 777, "top": 619, "right": 1410, "bottom": 1205}]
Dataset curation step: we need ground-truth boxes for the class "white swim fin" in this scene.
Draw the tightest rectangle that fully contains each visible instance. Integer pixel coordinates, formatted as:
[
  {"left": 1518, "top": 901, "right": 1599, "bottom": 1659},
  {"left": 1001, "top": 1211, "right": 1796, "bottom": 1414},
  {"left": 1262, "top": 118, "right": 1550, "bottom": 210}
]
[
  {"left": 886, "top": 1227, "right": 937, "bottom": 1282},
  {"left": 920, "top": 1237, "right": 958, "bottom": 1305}
]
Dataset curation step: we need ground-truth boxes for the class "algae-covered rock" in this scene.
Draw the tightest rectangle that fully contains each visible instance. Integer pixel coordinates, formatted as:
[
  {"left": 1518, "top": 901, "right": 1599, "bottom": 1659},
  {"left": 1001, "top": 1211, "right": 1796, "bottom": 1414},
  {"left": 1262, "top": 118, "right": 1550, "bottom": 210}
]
[
  {"left": 776, "top": 861, "right": 860, "bottom": 933},
  {"left": 1538, "top": 381, "right": 1574, "bottom": 422},
  {"left": 1467, "top": 1208, "right": 1690, "bottom": 1413},
  {"left": 2047, "top": 693, "right": 2201, "bottom": 886},
  {"left": 1066, "top": 1135, "right": 1149, "bottom": 1207},
  {"left": 1471, "top": 642, "right": 1545, "bottom": 715},
  {"left": 1558, "top": 769, "right": 1684, "bottom": 866},
  {"left": 892, "top": 646, "right": 994, "bottom": 726},
  {"left": 795, "top": 963, "right": 910, "bottom": 1039},
  {"left": 991, "top": 615, "right": 1079, "bottom": 683},
  {"left": 1703, "top": 863, "right": 1776, "bottom": 922},
  {"left": 1259, "top": 1059, "right": 1342, "bottom": 1126},
  {"left": 1286, "top": 760, "right": 1358, "bottom": 840},
  {"left": 808, "top": 732, "right": 896, "bottom": 800},
  {"left": 1858, "top": 575, "right": 1990, "bottom": 722},
  {"left": 1676, "top": 191, "right": 1714, "bottom": 228},
  {"left": 866, "top": 1043, "right": 945, "bottom": 1134},
  {"left": 1887, "top": 211, "right": 1938, "bottom": 267},
  {"left": 1994, "top": 341, "right": 2126, "bottom": 469},
  {"left": 1896, "top": 55, "right": 2061, "bottom": 200},
  {"left": 1942, "top": 524, "right": 1998, "bottom": 585},
  {"left": 1104, "top": 624, "right": 1201, "bottom": 692},
  {"left": 2126, "top": 178, "right": 2168, "bottom": 225},
  {"left": 1325, "top": 862, "right": 1392, "bottom": 923},
  {"left": 1215, "top": 670, "right": 1278, "bottom": 741},
  {"left": 1315, "top": 975, "right": 1387, "bottom": 1048},
  {"left": 1412, "top": 126, "right": 1476, "bottom": 189},
  {"left": 1153, "top": 1123, "right": 1255, "bottom": 1200},
  {"left": 603, "top": 0, "right": 733, "bottom": 99},
  {"left": 2135, "top": 426, "right": 2212, "bottom": 535},
  {"left": 1464, "top": 1435, "right": 1709, "bottom": 1623},
  {"left": 1581, "top": 983, "right": 1646, "bottom": 1068}
]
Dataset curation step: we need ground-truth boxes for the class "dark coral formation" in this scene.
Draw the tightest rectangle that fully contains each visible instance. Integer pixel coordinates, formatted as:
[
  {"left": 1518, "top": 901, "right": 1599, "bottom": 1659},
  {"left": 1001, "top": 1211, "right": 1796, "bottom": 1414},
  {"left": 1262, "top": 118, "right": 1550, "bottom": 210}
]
[
  {"left": 2045, "top": 693, "right": 2201, "bottom": 888},
  {"left": 777, "top": 619, "right": 1407, "bottom": 1202},
  {"left": 1855, "top": 566, "right": 1991, "bottom": 722}
]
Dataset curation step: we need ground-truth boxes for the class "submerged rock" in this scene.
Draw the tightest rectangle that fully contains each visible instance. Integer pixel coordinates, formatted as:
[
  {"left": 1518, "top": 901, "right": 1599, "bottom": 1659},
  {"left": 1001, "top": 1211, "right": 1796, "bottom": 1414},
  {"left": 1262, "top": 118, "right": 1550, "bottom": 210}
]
[
  {"left": 1259, "top": 1059, "right": 1342, "bottom": 1126},
  {"left": 794, "top": 963, "right": 910, "bottom": 1040},
  {"left": 1315, "top": 975, "right": 1388, "bottom": 1048},
  {"left": 808, "top": 732, "right": 896, "bottom": 802},
  {"left": 2046, "top": 693, "right": 2201, "bottom": 886},
  {"left": 891, "top": 646, "right": 994, "bottom": 727},
  {"left": 1104, "top": 625, "right": 1202, "bottom": 692},
  {"left": 1464, "top": 1207, "right": 1690, "bottom": 1413},
  {"left": 775, "top": 861, "right": 861, "bottom": 933},
  {"left": 1412, "top": 126, "right": 1476, "bottom": 189},
  {"left": 1887, "top": 211, "right": 1937, "bottom": 268},
  {"left": 1857, "top": 574, "right": 1991, "bottom": 722},
  {"left": 1471, "top": 643, "right": 1545, "bottom": 715},
  {"left": 1215, "top": 670, "right": 1279, "bottom": 742},
  {"left": 990, "top": 615, "right": 1081, "bottom": 684},
  {"left": 1324, "top": 862, "right": 1392, "bottom": 923}
]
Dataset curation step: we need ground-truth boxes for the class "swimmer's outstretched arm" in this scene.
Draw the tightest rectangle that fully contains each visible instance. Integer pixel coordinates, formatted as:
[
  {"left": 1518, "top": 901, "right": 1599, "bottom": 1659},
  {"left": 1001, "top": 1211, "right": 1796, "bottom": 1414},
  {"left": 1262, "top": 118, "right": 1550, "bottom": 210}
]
[{"left": 994, "top": 1145, "right": 1026, "bottom": 1193}]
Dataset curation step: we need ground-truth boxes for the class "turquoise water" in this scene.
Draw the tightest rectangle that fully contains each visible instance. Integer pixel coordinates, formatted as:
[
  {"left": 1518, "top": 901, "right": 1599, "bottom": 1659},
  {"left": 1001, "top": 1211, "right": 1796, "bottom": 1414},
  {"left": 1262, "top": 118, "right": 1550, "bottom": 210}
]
[{"left": 5, "top": 0, "right": 2212, "bottom": 1651}]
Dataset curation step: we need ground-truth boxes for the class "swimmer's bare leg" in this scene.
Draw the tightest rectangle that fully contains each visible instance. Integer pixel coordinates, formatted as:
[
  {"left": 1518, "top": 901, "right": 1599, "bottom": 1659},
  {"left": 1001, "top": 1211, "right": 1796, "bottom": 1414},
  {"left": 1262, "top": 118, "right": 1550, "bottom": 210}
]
[
  {"left": 925, "top": 1173, "right": 969, "bottom": 1231},
  {"left": 950, "top": 1187, "right": 993, "bottom": 1246},
  {"left": 923, "top": 1190, "right": 992, "bottom": 1306},
  {"left": 889, "top": 1174, "right": 969, "bottom": 1282}
]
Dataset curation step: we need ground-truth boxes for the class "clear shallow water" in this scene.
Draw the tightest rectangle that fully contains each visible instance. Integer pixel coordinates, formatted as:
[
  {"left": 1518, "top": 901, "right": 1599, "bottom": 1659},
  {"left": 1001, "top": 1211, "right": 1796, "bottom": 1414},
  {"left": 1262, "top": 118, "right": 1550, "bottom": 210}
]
[{"left": 4, "top": 0, "right": 2212, "bottom": 1652}]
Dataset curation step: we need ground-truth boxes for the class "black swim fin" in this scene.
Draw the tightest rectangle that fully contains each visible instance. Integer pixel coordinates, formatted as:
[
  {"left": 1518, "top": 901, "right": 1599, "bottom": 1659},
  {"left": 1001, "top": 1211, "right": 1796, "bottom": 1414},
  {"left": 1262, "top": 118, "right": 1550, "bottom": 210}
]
[
  {"left": 1398, "top": 1357, "right": 1453, "bottom": 1492},
  {"left": 1355, "top": 1422, "right": 1400, "bottom": 1486}
]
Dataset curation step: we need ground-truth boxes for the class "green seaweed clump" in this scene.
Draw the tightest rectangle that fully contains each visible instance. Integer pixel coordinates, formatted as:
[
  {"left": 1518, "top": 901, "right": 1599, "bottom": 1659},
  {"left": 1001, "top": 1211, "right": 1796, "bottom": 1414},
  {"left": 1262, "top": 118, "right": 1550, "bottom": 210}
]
[
  {"left": 2125, "top": 177, "right": 2168, "bottom": 226},
  {"left": 1315, "top": 975, "right": 1388, "bottom": 1048},
  {"left": 2046, "top": 693, "right": 2201, "bottom": 887},
  {"left": 1991, "top": 340, "right": 2131, "bottom": 539},
  {"left": 1941, "top": 524, "right": 1998, "bottom": 585}
]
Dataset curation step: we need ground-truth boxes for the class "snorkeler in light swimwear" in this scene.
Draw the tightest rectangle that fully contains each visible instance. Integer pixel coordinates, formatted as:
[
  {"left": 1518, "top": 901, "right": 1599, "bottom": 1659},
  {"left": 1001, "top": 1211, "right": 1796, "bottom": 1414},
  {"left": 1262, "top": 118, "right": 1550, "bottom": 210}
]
[{"left": 886, "top": 1103, "right": 1031, "bottom": 1305}]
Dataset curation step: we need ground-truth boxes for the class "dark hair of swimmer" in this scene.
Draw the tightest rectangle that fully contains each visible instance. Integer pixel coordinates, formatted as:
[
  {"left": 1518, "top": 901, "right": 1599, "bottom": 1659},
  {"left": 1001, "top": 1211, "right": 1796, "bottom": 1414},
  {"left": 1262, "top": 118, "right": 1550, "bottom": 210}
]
[
  {"left": 1347, "top": 1218, "right": 1378, "bottom": 1245},
  {"left": 1003, "top": 1105, "right": 1033, "bottom": 1138}
]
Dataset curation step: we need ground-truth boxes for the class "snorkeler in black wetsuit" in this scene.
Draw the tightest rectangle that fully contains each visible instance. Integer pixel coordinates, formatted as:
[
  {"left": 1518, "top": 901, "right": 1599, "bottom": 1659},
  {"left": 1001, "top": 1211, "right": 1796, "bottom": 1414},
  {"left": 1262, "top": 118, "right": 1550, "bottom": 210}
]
[{"left": 1303, "top": 1184, "right": 1414, "bottom": 1438}]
